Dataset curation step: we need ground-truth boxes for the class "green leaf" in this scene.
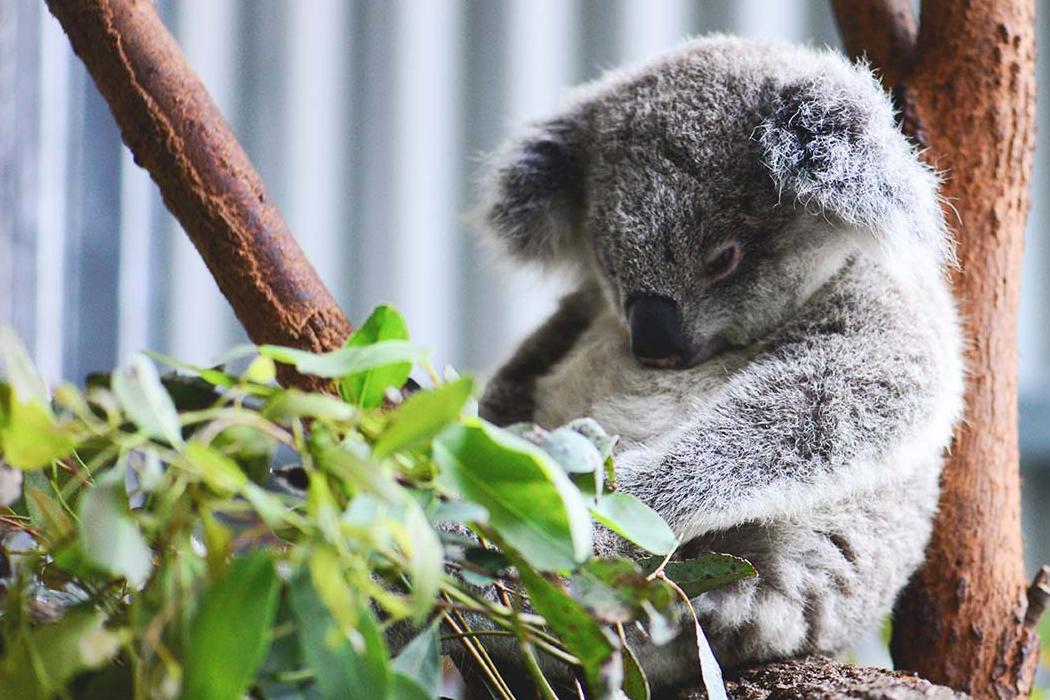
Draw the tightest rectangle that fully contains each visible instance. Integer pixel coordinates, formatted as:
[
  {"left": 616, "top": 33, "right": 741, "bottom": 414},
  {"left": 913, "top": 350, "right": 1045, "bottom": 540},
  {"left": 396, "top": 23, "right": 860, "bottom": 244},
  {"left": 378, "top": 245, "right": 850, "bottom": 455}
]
[
  {"left": 571, "top": 557, "right": 673, "bottom": 624},
  {"left": 182, "top": 551, "right": 281, "bottom": 700},
  {"left": 621, "top": 642, "right": 651, "bottom": 700},
  {"left": 508, "top": 423, "right": 604, "bottom": 475},
  {"left": 433, "top": 420, "right": 592, "bottom": 572},
  {"left": 0, "top": 608, "right": 123, "bottom": 700},
  {"left": 391, "top": 621, "right": 441, "bottom": 697},
  {"left": 591, "top": 491, "right": 677, "bottom": 555},
  {"left": 260, "top": 340, "right": 429, "bottom": 379},
  {"left": 340, "top": 305, "right": 413, "bottom": 409},
  {"left": 0, "top": 385, "right": 75, "bottom": 469},
  {"left": 243, "top": 355, "right": 277, "bottom": 385},
  {"left": 289, "top": 569, "right": 389, "bottom": 700},
  {"left": 389, "top": 673, "right": 431, "bottom": 700},
  {"left": 691, "top": 613, "right": 727, "bottom": 700},
  {"left": 112, "top": 355, "right": 183, "bottom": 447},
  {"left": 78, "top": 470, "right": 153, "bottom": 588},
  {"left": 636, "top": 553, "right": 757, "bottom": 598},
  {"left": 511, "top": 551, "right": 620, "bottom": 696},
  {"left": 0, "top": 324, "right": 49, "bottom": 405},
  {"left": 183, "top": 441, "right": 248, "bottom": 496},
  {"left": 373, "top": 378, "right": 474, "bottom": 459},
  {"left": 428, "top": 499, "right": 488, "bottom": 525},
  {"left": 263, "top": 389, "right": 356, "bottom": 422},
  {"left": 403, "top": 500, "right": 443, "bottom": 621}
]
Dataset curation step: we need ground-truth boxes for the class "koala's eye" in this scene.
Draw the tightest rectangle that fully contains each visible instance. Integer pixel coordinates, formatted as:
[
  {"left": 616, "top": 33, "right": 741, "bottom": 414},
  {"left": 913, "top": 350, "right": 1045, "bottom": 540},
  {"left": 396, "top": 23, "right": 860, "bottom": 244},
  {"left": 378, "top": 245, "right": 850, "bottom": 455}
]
[{"left": 704, "top": 243, "right": 741, "bottom": 280}]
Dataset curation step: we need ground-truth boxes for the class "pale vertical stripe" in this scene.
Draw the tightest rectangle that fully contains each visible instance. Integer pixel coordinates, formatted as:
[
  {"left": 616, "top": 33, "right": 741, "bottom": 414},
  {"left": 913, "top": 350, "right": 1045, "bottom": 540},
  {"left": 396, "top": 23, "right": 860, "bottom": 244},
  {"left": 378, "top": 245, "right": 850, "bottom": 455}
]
[
  {"left": 732, "top": 0, "right": 806, "bottom": 41},
  {"left": 619, "top": 0, "right": 691, "bottom": 65},
  {"left": 117, "top": 149, "right": 152, "bottom": 363},
  {"left": 285, "top": 0, "right": 349, "bottom": 303},
  {"left": 492, "top": 0, "right": 580, "bottom": 360},
  {"left": 1018, "top": 13, "right": 1049, "bottom": 389},
  {"left": 392, "top": 0, "right": 462, "bottom": 367},
  {"left": 168, "top": 0, "right": 238, "bottom": 364},
  {"left": 34, "top": 8, "right": 70, "bottom": 384}
]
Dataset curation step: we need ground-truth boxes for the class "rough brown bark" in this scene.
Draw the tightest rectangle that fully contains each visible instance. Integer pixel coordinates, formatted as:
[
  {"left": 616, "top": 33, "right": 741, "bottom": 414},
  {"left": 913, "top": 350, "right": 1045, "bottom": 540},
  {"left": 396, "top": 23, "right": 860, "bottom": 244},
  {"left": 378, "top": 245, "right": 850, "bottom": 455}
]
[
  {"left": 717, "top": 656, "right": 968, "bottom": 700},
  {"left": 833, "top": 1, "right": 1040, "bottom": 698},
  {"left": 829, "top": 0, "right": 918, "bottom": 87},
  {"left": 44, "top": 0, "right": 351, "bottom": 388}
]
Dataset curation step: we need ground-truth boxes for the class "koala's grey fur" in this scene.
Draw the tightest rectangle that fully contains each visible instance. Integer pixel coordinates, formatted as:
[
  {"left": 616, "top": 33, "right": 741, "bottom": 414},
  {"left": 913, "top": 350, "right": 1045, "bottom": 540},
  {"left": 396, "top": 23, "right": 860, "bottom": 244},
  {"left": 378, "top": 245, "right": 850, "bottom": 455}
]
[{"left": 475, "top": 36, "right": 965, "bottom": 692}]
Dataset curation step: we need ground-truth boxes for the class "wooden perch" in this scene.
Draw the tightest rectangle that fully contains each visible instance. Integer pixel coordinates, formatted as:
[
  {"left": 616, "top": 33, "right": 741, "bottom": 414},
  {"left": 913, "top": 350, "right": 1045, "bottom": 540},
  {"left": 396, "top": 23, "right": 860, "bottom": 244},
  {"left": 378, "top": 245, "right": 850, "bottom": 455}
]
[
  {"left": 44, "top": 0, "right": 351, "bottom": 388},
  {"left": 681, "top": 656, "right": 969, "bottom": 700},
  {"left": 832, "top": 1, "right": 1041, "bottom": 698}
]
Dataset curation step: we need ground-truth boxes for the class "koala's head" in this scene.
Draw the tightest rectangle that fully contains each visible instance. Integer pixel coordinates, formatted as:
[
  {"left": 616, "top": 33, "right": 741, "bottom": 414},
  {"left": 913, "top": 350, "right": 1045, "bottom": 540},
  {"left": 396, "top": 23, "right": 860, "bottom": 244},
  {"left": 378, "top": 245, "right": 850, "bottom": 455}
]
[{"left": 479, "top": 37, "right": 948, "bottom": 369}]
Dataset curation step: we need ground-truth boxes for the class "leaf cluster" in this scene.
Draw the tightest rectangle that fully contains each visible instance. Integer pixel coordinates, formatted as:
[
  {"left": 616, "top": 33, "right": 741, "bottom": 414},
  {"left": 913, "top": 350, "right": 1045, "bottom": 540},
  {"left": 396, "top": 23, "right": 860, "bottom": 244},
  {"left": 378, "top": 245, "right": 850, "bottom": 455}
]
[{"left": 0, "top": 308, "right": 754, "bottom": 699}]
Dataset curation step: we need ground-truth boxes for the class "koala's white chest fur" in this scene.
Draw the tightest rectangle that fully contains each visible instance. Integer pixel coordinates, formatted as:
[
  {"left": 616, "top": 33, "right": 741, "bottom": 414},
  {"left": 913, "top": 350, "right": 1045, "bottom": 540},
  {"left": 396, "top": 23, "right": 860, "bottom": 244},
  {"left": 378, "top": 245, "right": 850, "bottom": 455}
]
[{"left": 534, "top": 311, "right": 748, "bottom": 446}]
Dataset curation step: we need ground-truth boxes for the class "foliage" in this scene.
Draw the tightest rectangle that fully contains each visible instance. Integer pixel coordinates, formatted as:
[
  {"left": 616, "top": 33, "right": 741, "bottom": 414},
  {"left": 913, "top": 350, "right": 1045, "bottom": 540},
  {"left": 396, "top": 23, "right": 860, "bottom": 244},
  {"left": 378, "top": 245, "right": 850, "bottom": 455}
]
[{"left": 0, "top": 306, "right": 754, "bottom": 699}]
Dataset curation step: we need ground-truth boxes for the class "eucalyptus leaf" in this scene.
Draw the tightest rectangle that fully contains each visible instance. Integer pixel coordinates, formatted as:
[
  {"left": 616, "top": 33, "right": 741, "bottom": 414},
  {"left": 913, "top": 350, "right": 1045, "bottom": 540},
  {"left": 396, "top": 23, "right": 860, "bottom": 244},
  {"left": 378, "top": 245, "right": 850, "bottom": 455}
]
[
  {"left": 340, "top": 304, "right": 413, "bottom": 409},
  {"left": 433, "top": 420, "right": 592, "bottom": 572},
  {"left": 373, "top": 378, "right": 474, "bottom": 459},
  {"left": 621, "top": 642, "right": 651, "bottom": 700},
  {"left": 511, "top": 550, "right": 620, "bottom": 696},
  {"left": 391, "top": 620, "right": 441, "bottom": 697},
  {"left": 78, "top": 471, "right": 153, "bottom": 589},
  {"left": 260, "top": 340, "right": 429, "bottom": 379},
  {"left": 182, "top": 551, "right": 281, "bottom": 700},
  {"left": 184, "top": 441, "right": 248, "bottom": 496},
  {"left": 263, "top": 389, "right": 356, "bottom": 422},
  {"left": 0, "top": 608, "right": 123, "bottom": 700},
  {"left": 289, "top": 569, "right": 390, "bottom": 700},
  {"left": 403, "top": 500, "right": 443, "bottom": 620},
  {"left": 636, "top": 553, "right": 757, "bottom": 598},
  {"left": 591, "top": 491, "right": 677, "bottom": 556},
  {"left": 692, "top": 613, "right": 728, "bottom": 700},
  {"left": 112, "top": 355, "right": 183, "bottom": 447},
  {"left": 571, "top": 557, "right": 673, "bottom": 623},
  {"left": 0, "top": 385, "right": 74, "bottom": 469},
  {"left": 0, "top": 324, "right": 49, "bottom": 405},
  {"left": 511, "top": 423, "right": 604, "bottom": 475}
]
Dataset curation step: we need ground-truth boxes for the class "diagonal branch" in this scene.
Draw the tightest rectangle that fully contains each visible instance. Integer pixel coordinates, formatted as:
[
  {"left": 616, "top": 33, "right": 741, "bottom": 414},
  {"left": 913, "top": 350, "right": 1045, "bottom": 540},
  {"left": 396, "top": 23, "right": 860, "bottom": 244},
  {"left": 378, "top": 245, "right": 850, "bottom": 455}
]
[{"left": 44, "top": 0, "right": 351, "bottom": 388}]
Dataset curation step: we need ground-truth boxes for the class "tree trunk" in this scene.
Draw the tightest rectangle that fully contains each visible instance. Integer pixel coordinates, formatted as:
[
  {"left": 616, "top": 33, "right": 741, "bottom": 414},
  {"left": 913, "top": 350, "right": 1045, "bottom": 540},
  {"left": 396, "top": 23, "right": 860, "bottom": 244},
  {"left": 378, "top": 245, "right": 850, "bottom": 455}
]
[
  {"left": 43, "top": 0, "right": 351, "bottom": 389},
  {"left": 831, "top": 1, "right": 1041, "bottom": 697}
]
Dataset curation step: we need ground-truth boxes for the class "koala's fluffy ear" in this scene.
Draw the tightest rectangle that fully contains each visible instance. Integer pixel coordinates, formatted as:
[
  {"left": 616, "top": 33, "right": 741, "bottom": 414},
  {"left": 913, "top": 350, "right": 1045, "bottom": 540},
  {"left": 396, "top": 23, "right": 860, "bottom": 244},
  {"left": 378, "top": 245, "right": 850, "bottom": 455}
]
[
  {"left": 479, "top": 116, "right": 586, "bottom": 265},
  {"left": 757, "top": 76, "right": 951, "bottom": 261}
]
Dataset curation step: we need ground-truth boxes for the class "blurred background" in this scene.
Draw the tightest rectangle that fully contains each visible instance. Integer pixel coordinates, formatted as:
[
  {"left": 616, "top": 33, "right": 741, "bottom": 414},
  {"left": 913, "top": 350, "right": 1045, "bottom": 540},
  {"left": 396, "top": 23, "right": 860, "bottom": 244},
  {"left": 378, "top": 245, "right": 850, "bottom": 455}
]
[{"left": 0, "top": 0, "right": 1047, "bottom": 645}]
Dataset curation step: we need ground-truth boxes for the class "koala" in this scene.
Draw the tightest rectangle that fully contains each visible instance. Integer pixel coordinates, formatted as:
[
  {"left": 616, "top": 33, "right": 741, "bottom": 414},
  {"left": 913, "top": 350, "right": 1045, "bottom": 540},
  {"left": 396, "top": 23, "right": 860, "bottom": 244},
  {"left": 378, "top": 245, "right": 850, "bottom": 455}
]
[{"left": 475, "top": 35, "right": 965, "bottom": 692}]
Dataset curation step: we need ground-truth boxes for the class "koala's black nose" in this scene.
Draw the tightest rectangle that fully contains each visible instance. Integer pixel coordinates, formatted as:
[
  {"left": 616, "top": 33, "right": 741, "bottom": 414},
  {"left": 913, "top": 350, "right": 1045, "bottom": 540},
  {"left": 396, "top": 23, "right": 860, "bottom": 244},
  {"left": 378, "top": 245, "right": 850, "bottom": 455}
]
[{"left": 627, "top": 295, "right": 690, "bottom": 368}]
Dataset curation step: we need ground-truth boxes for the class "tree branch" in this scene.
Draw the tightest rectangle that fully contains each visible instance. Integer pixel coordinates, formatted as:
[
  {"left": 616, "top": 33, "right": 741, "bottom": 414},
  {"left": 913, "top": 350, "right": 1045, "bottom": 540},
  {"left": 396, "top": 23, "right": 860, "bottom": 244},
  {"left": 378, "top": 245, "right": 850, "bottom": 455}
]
[
  {"left": 678, "top": 656, "right": 968, "bottom": 700},
  {"left": 44, "top": 0, "right": 351, "bottom": 388},
  {"left": 829, "top": 0, "right": 918, "bottom": 87}
]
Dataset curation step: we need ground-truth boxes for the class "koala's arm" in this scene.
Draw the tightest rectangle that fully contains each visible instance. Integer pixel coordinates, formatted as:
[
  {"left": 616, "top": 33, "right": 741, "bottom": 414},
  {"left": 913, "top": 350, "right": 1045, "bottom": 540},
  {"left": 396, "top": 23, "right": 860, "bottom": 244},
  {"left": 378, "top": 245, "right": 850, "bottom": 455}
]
[
  {"left": 480, "top": 285, "right": 601, "bottom": 426},
  {"left": 612, "top": 317, "right": 942, "bottom": 541}
]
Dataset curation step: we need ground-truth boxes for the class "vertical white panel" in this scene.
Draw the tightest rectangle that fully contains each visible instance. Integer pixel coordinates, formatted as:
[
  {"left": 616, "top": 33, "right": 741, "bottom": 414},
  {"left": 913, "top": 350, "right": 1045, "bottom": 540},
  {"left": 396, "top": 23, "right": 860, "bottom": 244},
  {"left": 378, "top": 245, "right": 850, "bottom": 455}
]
[
  {"left": 1018, "top": 13, "right": 1050, "bottom": 389},
  {"left": 34, "top": 7, "right": 70, "bottom": 383},
  {"left": 491, "top": 0, "right": 580, "bottom": 359},
  {"left": 619, "top": 0, "right": 691, "bottom": 65},
  {"left": 117, "top": 150, "right": 153, "bottom": 362},
  {"left": 392, "top": 0, "right": 462, "bottom": 366},
  {"left": 732, "top": 0, "right": 806, "bottom": 41},
  {"left": 285, "top": 0, "right": 349, "bottom": 302},
  {"left": 168, "top": 0, "right": 238, "bottom": 365}
]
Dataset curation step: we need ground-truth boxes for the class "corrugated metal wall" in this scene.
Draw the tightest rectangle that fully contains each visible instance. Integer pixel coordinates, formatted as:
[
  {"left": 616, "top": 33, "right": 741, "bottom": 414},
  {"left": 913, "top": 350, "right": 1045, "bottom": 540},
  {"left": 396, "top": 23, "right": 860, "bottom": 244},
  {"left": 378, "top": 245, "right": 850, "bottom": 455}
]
[{"left": 2, "top": 1, "right": 1048, "bottom": 560}]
